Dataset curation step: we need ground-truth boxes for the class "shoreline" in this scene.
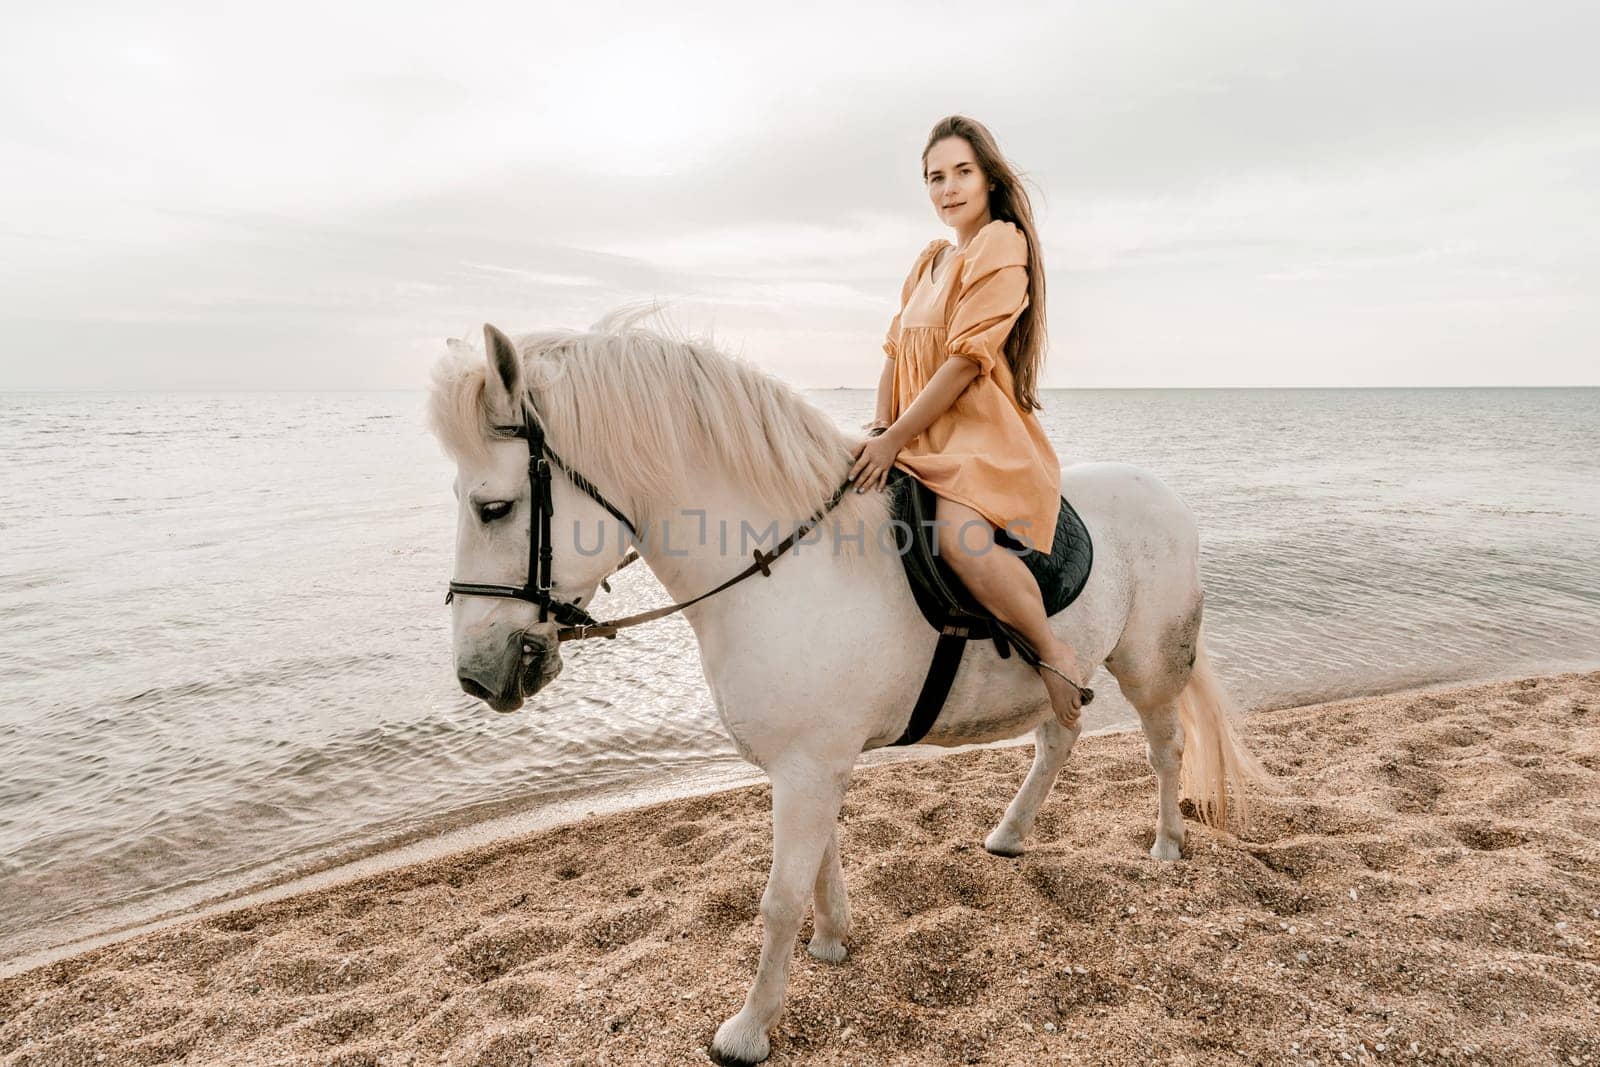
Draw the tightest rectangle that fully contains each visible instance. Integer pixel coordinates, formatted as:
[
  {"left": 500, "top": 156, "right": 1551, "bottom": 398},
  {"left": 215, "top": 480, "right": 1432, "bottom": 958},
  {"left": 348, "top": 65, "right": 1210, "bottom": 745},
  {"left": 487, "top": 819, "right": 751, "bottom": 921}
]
[
  {"left": 0, "top": 727, "right": 1129, "bottom": 982},
  {"left": 2, "top": 668, "right": 1597, "bottom": 1064},
  {"left": 5, "top": 658, "right": 1592, "bottom": 981}
]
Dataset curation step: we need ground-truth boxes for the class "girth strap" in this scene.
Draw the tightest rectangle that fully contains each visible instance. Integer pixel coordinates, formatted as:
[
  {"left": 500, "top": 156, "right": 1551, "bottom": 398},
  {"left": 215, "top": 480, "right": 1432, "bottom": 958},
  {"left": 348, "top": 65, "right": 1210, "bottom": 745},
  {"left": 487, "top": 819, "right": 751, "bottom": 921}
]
[{"left": 890, "top": 627, "right": 970, "bottom": 746}]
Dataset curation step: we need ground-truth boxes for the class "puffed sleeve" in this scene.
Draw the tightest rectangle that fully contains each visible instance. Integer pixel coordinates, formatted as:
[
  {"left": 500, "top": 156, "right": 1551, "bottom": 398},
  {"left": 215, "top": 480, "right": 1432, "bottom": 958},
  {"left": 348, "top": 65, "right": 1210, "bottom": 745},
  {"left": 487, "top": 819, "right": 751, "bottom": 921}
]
[
  {"left": 946, "top": 222, "right": 1030, "bottom": 377},
  {"left": 883, "top": 241, "right": 940, "bottom": 361}
]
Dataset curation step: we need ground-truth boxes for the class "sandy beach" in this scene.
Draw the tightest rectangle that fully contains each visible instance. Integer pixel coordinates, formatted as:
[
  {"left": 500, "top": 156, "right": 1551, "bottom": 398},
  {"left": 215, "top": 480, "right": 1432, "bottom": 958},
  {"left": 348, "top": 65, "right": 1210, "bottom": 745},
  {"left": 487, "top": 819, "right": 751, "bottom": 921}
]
[{"left": 2, "top": 669, "right": 1597, "bottom": 1066}]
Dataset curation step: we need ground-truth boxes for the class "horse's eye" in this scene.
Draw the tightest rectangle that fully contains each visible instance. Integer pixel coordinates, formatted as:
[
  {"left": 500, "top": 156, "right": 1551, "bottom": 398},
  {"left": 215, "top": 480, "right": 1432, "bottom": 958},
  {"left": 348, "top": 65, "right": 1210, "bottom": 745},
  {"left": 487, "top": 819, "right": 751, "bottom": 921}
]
[{"left": 477, "top": 500, "right": 514, "bottom": 523}]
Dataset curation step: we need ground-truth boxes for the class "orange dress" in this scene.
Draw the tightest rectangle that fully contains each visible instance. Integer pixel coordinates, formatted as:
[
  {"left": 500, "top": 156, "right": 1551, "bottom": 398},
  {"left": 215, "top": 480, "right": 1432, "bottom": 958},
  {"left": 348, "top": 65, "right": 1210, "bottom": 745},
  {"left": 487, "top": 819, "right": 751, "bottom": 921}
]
[{"left": 883, "top": 219, "right": 1062, "bottom": 553}]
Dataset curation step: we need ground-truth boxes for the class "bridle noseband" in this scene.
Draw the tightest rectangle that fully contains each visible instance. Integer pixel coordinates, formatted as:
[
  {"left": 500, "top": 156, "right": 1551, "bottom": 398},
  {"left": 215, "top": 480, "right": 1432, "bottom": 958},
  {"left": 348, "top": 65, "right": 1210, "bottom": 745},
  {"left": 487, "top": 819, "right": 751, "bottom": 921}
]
[{"left": 446, "top": 404, "right": 856, "bottom": 643}]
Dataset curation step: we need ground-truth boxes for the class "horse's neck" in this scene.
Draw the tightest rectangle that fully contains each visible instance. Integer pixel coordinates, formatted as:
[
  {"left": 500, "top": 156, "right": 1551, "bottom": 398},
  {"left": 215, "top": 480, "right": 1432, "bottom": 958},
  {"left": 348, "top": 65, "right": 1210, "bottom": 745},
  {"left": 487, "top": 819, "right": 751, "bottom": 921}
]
[
  {"left": 632, "top": 473, "right": 874, "bottom": 610},
  {"left": 632, "top": 475, "right": 786, "bottom": 602}
]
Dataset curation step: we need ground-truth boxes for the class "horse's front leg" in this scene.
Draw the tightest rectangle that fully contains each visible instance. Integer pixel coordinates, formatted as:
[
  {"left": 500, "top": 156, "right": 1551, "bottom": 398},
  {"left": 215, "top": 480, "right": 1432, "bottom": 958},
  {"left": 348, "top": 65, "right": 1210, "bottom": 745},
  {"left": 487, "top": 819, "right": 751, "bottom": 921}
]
[
  {"left": 711, "top": 757, "right": 850, "bottom": 1066},
  {"left": 807, "top": 823, "right": 849, "bottom": 962}
]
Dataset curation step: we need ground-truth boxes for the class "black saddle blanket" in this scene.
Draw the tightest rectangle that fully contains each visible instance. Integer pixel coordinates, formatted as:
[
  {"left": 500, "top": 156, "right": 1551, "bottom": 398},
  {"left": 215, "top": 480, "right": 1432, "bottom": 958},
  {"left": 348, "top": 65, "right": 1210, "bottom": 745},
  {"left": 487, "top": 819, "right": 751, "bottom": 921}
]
[
  {"left": 879, "top": 467, "right": 1095, "bottom": 747},
  {"left": 885, "top": 467, "right": 1093, "bottom": 632}
]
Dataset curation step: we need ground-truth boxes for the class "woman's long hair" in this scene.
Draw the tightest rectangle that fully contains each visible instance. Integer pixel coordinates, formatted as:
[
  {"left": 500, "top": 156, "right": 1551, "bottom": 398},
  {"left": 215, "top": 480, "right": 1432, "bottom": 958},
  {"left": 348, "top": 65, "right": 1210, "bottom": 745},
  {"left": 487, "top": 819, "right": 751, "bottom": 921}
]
[{"left": 921, "top": 116, "right": 1048, "bottom": 412}]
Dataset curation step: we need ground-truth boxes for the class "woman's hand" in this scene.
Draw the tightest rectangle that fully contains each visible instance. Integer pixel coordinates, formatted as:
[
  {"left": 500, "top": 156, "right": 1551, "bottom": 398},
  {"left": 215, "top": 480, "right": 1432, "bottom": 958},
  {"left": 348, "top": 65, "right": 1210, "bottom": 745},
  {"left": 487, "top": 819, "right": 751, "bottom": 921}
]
[{"left": 848, "top": 429, "right": 902, "bottom": 493}]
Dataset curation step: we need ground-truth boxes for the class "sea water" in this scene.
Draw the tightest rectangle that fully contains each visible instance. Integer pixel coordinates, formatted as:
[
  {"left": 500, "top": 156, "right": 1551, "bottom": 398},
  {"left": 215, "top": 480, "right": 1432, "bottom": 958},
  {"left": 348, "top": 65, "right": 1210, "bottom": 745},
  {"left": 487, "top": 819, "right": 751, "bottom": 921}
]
[{"left": 2, "top": 387, "right": 1596, "bottom": 962}]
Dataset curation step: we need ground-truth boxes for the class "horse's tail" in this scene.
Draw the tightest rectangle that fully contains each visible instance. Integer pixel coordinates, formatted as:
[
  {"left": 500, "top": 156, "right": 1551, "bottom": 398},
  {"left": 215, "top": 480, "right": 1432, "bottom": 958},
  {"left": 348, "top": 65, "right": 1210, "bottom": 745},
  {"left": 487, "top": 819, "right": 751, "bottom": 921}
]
[{"left": 1175, "top": 624, "right": 1277, "bottom": 831}]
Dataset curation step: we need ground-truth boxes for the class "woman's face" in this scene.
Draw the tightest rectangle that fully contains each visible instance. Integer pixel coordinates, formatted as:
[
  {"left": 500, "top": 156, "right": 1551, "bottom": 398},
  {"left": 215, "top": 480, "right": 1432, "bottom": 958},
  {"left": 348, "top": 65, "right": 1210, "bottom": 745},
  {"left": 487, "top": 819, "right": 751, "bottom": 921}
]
[{"left": 924, "top": 136, "right": 991, "bottom": 233}]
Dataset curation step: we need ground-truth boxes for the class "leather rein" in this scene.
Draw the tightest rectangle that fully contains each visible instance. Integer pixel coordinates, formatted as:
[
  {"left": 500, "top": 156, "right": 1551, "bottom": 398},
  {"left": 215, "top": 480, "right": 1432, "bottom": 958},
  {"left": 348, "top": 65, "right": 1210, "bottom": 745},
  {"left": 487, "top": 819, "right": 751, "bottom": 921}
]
[{"left": 445, "top": 404, "right": 857, "bottom": 644}]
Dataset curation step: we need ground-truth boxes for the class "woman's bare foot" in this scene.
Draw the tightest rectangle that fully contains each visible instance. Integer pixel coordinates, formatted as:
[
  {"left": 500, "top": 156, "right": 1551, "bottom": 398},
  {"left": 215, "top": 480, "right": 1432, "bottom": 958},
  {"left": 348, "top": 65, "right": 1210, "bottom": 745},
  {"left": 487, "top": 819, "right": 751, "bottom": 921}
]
[{"left": 1038, "top": 642, "right": 1086, "bottom": 727}]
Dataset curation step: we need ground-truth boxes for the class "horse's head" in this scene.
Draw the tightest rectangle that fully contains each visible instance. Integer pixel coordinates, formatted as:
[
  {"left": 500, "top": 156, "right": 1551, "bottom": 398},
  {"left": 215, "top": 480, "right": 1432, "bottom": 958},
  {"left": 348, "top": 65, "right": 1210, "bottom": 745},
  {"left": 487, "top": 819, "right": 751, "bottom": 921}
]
[{"left": 436, "top": 324, "right": 633, "bottom": 712}]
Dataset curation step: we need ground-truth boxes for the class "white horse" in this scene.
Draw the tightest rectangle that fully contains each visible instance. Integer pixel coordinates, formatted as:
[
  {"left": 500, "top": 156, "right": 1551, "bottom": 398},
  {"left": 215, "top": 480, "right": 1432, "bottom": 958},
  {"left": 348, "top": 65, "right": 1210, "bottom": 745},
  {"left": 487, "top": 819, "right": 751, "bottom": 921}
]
[{"left": 430, "top": 310, "right": 1272, "bottom": 1066}]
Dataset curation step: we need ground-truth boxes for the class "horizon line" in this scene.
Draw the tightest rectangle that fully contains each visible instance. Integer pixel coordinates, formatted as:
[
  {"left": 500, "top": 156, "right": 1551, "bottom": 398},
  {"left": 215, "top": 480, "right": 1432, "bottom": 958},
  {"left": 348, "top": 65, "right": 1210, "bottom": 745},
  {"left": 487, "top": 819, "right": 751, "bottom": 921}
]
[{"left": 3, "top": 384, "right": 1598, "bottom": 396}]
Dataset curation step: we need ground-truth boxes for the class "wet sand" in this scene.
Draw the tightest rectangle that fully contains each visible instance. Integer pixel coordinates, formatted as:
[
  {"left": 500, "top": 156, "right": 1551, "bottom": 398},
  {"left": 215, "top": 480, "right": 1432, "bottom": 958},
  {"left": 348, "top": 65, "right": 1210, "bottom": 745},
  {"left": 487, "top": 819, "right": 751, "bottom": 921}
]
[{"left": 3, "top": 670, "right": 1597, "bottom": 1066}]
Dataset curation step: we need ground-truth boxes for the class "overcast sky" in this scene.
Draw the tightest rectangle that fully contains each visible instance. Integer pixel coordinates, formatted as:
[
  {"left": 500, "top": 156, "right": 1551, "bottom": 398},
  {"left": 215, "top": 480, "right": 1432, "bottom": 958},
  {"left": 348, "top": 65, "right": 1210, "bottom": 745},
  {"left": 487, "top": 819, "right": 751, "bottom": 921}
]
[{"left": 2, "top": 1, "right": 1596, "bottom": 390}]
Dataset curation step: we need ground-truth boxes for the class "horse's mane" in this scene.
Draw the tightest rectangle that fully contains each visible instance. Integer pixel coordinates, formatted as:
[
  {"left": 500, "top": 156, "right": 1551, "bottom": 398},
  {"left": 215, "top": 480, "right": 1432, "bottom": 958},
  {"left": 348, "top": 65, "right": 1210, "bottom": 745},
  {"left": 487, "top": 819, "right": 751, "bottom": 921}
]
[{"left": 427, "top": 304, "right": 887, "bottom": 559}]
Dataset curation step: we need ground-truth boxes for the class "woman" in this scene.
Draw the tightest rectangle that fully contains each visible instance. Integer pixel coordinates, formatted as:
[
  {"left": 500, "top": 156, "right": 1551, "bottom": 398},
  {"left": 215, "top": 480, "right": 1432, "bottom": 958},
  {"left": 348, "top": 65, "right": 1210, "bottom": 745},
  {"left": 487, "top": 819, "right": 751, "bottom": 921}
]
[{"left": 848, "top": 115, "right": 1087, "bottom": 725}]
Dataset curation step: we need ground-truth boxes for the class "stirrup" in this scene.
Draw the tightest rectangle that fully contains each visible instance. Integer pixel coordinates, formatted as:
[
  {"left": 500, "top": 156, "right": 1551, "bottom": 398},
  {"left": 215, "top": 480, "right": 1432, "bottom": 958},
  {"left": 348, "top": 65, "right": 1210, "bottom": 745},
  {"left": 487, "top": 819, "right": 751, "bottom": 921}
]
[{"left": 1036, "top": 660, "right": 1094, "bottom": 706}]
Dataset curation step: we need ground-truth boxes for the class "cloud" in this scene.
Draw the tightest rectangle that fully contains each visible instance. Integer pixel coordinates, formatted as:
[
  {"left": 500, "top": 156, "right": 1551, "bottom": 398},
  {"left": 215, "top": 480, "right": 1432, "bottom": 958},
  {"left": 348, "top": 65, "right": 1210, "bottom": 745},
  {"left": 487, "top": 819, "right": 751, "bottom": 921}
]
[{"left": 1, "top": 0, "right": 1596, "bottom": 389}]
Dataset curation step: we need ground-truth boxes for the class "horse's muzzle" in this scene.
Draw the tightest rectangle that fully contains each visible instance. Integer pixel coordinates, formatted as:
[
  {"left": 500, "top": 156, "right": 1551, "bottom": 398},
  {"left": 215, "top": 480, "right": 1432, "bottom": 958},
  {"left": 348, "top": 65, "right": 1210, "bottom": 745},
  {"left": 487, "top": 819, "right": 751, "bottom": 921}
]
[{"left": 457, "top": 626, "right": 563, "bottom": 712}]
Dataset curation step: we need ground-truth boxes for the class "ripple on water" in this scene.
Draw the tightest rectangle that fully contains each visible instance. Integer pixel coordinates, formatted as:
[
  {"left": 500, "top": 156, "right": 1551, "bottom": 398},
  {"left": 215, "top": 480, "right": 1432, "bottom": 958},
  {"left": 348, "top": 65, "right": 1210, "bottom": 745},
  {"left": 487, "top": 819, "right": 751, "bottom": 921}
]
[{"left": 0, "top": 386, "right": 1596, "bottom": 961}]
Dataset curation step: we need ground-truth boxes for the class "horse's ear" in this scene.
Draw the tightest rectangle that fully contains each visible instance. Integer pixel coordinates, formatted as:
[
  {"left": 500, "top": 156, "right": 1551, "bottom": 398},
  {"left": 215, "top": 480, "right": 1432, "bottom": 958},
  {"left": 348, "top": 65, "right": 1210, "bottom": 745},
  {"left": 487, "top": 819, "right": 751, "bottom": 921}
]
[{"left": 482, "top": 323, "right": 522, "bottom": 421}]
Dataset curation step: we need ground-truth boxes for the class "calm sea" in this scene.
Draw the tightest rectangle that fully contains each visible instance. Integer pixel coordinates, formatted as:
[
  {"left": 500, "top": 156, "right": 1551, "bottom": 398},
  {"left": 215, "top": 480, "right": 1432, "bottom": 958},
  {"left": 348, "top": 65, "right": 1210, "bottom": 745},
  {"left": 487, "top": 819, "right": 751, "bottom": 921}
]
[{"left": 2, "top": 387, "right": 1597, "bottom": 963}]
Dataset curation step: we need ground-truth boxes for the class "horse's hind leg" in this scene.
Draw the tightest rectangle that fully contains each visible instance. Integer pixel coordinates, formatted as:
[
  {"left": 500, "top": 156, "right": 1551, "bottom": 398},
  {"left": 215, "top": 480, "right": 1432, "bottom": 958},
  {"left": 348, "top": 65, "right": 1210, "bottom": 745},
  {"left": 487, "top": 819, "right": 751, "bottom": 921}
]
[
  {"left": 1135, "top": 698, "right": 1186, "bottom": 860},
  {"left": 1110, "top": 599, "right": 1202, "bottom": 861},
  {"left": 984, "top": 717, "right": 1081, "bottom": 857}
]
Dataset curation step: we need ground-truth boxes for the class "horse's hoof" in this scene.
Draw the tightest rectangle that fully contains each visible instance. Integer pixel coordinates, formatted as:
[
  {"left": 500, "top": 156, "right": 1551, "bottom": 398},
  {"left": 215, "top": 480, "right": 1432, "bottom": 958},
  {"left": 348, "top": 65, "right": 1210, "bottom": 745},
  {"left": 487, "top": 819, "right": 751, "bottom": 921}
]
[
  {"left": 984, "top": 828, "right": 1026, "bottom": 857},
  {"left": 708, "top": 1047, "right": 767, "bottom": 1067},
  {"left": 711, "top": 1015, "right": 770, "bottom": 1066},
  {"left": 807, "top": 935, "right": 848, "bottom": 963},
  {"left": 1149, "top": 837, "right": 1182, "bottom": 861}
]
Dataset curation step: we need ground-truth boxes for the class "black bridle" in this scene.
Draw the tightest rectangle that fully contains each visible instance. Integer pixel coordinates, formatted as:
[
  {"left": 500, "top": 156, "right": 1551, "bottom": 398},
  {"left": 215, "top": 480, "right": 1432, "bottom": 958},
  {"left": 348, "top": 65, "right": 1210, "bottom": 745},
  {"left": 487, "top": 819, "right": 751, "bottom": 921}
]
[
  {"left": 444, "top": 405, "right": 639, "bottom": 631},
  {"left": 445, "top": 404, "right": 856, "bottom": 643}
]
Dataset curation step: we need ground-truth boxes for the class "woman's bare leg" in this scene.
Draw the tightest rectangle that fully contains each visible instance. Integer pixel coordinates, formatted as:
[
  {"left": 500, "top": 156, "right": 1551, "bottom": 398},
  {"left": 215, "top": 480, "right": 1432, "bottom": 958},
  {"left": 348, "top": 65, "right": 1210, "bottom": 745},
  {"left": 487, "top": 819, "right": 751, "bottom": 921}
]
[{"left": 933, "top": 496, "right": 1085, "bottom": 724}]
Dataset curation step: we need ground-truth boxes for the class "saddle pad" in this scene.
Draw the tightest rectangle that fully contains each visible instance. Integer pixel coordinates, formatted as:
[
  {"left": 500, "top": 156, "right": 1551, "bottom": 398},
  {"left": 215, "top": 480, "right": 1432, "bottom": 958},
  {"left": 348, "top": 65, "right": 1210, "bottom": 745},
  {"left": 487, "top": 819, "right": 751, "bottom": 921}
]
[{"left": 885, "top": 467, "right": 1093, "bottom": 631}]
